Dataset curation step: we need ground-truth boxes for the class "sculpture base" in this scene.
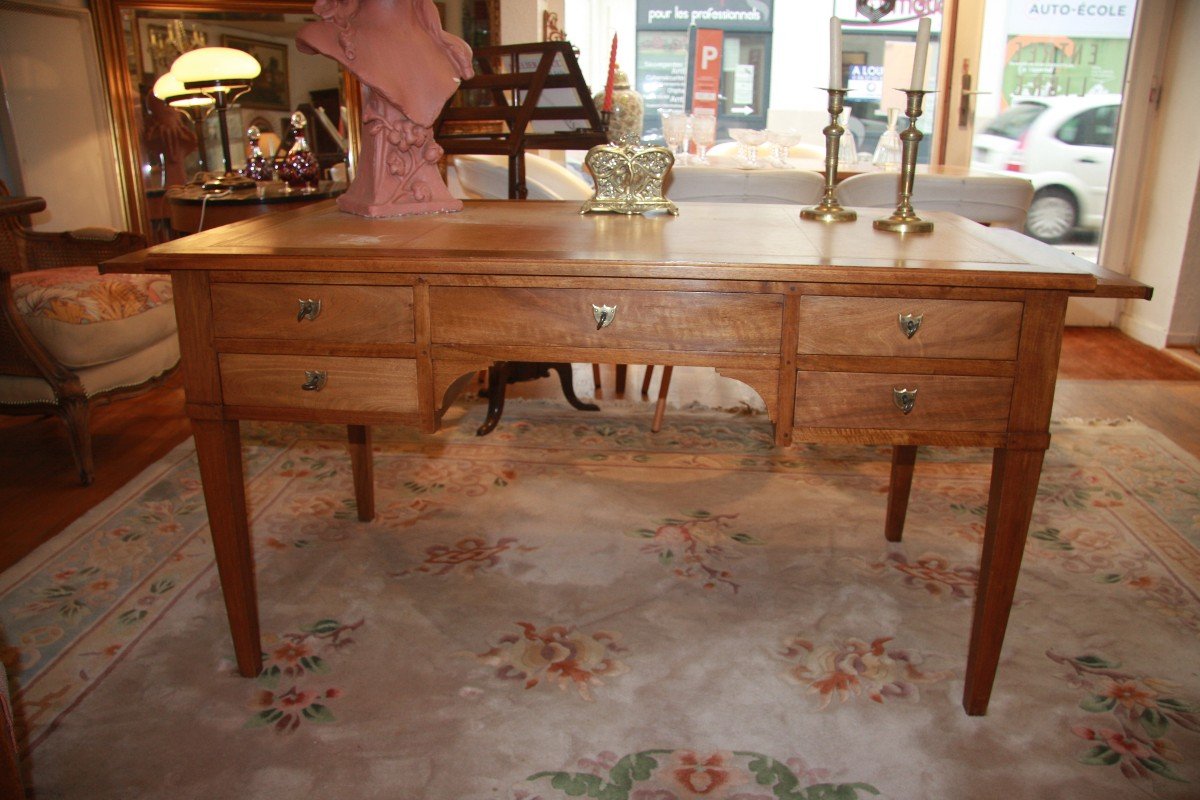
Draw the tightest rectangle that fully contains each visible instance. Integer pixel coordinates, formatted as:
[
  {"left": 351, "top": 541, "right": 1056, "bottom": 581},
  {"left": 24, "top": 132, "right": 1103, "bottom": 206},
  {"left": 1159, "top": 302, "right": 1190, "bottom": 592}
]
[
  {"left": 873, "top": 213, "right": 934, "bottom": 233},
  {"left": 336, "top": 195, "right": 464, "bottom": 218},
  {"left": 800, "top": 204, "right": 857, "bottom": 223}
]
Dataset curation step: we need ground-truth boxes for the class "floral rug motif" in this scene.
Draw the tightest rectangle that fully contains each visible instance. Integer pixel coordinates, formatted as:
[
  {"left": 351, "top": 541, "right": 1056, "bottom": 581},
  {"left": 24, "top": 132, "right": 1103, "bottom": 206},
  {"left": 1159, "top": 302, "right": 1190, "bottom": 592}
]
[{"left": 2, "top": 402, "right": 1199, "bottom": 799}]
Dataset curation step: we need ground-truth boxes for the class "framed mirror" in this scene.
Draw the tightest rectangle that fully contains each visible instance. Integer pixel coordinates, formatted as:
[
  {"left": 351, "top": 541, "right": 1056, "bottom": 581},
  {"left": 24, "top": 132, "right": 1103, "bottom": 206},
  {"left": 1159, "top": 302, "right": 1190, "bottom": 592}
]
[{"left": 92, "top": 0, "right": 363, "bottom": 239}]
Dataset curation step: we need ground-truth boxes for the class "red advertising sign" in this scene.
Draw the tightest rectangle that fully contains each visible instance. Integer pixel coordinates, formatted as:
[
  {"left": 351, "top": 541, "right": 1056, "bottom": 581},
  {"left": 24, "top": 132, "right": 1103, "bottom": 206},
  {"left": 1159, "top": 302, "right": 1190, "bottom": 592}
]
[{"left": 691, "top": 28, "right": 724, "bottom": 115}]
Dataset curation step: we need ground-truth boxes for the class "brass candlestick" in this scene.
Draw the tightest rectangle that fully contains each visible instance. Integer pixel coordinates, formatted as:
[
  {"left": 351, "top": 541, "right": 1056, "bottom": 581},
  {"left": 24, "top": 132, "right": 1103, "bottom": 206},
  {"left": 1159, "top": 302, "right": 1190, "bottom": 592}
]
[
  {"left": 801, "top": 88, "right": 856, "bottom": 222},
  {"left": 874, "top": 89, "right": 934, "bottom": 233}
]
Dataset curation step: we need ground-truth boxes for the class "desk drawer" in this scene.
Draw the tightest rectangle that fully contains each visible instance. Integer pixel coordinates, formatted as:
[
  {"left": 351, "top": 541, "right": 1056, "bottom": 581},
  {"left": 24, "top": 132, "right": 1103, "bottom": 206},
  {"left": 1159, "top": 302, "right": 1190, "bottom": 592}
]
[
  {"left": 211, "top": 283, "right": 415, "bottom": 343},
  {"left": 430, "top": 287, "right": 782, "bottom": 353},
  {"left": 220, "top": 354, "right": 418, "bottom": 414},
  {"left": 797, "top": 296, "right": 1022, "bottom": 359},
  {"left": 794, "top": 371, "right": 1012, "bottom": 431}
]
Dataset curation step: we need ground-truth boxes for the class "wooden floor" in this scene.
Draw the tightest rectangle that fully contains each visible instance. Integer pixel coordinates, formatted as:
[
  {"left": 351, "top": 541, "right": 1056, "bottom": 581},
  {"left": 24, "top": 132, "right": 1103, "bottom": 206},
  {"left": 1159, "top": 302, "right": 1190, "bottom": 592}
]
[{"left": 1, "top": 328, "right": 1197, "bottom": 574}]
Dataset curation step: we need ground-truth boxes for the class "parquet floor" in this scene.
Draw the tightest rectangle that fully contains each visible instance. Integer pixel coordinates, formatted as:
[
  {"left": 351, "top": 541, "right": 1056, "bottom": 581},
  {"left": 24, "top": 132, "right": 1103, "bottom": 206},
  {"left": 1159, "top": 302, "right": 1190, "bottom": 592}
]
[{"left": 1, "top": 328, "right": 1197, "bottom": 573}]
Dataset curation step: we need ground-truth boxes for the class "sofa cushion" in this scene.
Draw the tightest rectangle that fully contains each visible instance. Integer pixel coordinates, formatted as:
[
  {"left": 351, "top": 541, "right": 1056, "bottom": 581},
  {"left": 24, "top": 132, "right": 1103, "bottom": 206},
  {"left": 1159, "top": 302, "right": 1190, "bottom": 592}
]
[{"left": 11, "top": 267, "right": 176, "bottom": 368}]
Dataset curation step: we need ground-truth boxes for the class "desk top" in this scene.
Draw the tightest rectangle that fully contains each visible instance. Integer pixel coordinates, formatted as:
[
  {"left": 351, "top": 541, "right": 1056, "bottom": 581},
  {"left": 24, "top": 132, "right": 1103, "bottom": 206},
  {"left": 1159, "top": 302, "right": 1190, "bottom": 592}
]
[{"left": 119, "top": 200, "right": 1147, "bottom": 298}]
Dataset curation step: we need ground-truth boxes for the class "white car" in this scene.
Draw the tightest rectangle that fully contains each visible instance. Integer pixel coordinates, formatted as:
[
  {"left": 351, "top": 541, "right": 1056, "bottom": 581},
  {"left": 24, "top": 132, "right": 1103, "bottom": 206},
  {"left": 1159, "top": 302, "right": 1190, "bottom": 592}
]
[{"left": 972, "top": 94, "right": 1121, "bottom": 243}]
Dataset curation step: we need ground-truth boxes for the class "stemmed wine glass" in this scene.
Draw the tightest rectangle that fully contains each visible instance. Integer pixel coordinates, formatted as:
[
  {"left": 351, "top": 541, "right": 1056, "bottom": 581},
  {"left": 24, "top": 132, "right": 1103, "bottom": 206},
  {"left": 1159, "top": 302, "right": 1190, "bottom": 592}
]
[
  {"left": 765, "top": 129, "right": 801, "bottom": 167},
  {"left": 661, "top": 110, "right": 691, "bottom": 165},
  {"left": 690, "top": 112, "right": 716, "bottom": 164},
  {"left": 728, "top": 128, "right": 767, "bottom": 168}
]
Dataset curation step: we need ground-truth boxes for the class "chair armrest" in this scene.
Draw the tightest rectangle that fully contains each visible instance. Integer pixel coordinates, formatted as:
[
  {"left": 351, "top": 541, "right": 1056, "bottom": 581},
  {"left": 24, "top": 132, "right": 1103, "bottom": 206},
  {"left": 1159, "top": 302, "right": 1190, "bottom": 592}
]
[
  {"left": 20, "top": 228, "right": 149, "bottom": 272},
  {"left": 0, "top": 195, "right": 47, "bottom": 220}
]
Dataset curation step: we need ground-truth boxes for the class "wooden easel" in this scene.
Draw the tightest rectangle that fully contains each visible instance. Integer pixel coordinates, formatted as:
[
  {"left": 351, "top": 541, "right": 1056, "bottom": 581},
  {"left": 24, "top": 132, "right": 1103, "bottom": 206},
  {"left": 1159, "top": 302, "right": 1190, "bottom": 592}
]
[{"left": 434, "top": 41, "right": 608, "bottom": 199}]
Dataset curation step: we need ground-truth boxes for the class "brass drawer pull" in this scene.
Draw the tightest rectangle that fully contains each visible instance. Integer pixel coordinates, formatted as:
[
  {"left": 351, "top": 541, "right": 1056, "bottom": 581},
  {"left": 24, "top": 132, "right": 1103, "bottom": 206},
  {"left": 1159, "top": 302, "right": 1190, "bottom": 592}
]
[
  {"left": 297, "top": 298, "right": 322, "bottom": 322},
  {"left": 301, "top": 370, "right": 327, "bottom": 391},
  {"left": 892, "top": 387, "right": 918, "bottom": 414},
  {"left": 592, "top": 303, "right": 617, "bottom": 329},
  {"left": 897, "top": 312, "right": 923, "bottom": 339}
]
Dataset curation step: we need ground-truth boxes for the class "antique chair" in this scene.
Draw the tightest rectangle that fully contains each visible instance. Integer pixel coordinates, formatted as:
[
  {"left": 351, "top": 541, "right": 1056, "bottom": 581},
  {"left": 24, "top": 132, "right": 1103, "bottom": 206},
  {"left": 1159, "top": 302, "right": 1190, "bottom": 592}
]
[
  {"left": 835, "top": 172, "right": 1036, "bottom": 231},
  {"left": 665, "top": 165, "right": 825, "bottom": 205},
  {"left": 444, "top": 153, "right": 593, "bottom": 201},
  {"left": 0, "top": 185, "right": 179, "bottom": 484}
]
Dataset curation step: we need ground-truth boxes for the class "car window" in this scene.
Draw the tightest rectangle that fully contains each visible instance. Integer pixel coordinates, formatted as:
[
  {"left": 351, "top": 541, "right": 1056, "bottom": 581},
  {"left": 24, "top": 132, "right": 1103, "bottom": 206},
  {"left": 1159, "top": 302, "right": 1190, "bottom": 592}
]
[
  {"left": 1056, "top": 105, "right": 1120, "bottom": 147},
  {"left": 1091, "top": 105, "right": 1118, "bottom": 147},
  {"left": 982, "top": 103, "right": 1046, "bottom": 139}
]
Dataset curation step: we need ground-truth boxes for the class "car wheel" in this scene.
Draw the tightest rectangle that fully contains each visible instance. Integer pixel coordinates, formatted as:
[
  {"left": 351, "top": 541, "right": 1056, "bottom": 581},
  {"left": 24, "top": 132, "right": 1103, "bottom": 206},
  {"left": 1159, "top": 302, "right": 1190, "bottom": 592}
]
[{"left": 1026, "top": 187, "right": 1078, "bottom": 243}]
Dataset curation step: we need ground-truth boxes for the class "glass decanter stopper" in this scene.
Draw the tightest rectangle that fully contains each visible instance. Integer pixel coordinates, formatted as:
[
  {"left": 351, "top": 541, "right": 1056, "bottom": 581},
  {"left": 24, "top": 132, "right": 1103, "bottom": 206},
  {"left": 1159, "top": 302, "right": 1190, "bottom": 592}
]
[
  {"left": 872, "top": 107, "right": 903, "bottom": 171},
  {"left": 242, "top": 125, "right": 273, "bottom": 182},
  {"left": 277, "top": 111, "right": 320, "bottom": 193}
]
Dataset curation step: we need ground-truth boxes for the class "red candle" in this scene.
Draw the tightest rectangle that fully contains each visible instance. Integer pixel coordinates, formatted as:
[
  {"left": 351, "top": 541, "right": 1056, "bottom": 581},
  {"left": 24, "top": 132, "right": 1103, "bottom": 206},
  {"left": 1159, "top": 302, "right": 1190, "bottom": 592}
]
[{"left": 603, "top": 33, "right": 617, "bottom": 113}]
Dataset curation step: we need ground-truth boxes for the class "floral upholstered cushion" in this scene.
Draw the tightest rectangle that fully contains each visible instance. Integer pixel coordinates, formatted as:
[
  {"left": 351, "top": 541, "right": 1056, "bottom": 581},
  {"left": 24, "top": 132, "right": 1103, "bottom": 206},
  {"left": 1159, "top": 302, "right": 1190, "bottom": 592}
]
[
  {"left": 12, "top": 266, "right": 172, "bottom": 324},
  {"left": 11, "top": 267, "right": 177, "bottom": 368}
]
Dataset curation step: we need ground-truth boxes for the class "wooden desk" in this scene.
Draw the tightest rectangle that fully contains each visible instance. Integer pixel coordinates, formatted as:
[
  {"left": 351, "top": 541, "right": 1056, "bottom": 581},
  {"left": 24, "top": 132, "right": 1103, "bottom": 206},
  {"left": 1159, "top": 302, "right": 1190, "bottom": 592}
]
[{"left": 108, "top": 200, "right": 1149, "bottom": 716}]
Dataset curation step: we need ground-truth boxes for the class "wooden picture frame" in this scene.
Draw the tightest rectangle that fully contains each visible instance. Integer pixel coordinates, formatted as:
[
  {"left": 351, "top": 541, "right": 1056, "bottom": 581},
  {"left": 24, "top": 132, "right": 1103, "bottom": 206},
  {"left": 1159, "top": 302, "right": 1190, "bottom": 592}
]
[{"left": 222, "top": 34, "right": 290, "bottom": 110}]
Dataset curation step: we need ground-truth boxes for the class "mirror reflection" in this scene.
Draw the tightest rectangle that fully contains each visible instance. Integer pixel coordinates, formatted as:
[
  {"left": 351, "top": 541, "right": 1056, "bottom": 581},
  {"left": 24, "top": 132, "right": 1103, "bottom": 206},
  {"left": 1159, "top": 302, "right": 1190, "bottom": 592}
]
[{"left": 109, "top": 5, "right": 352, "bottom": 239}]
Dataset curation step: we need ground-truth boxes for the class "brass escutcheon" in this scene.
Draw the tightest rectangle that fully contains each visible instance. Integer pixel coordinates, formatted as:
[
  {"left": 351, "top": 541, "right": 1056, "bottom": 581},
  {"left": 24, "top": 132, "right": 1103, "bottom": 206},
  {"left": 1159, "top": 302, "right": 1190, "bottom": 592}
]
[
  {"left": 297, "top": 298, "right": 322, "bottom": 322},
  {"left": 892, "top": 387, "right": 918, "bottom": 414},
  {"left": 898, "top": 312, "right": 923, "bottom": 339},
  {"left": 301, "top": 370, "right": 327, "bottom": 391},
  {"left": 592, "top": 304, "right": 617, "bottom": 330}
]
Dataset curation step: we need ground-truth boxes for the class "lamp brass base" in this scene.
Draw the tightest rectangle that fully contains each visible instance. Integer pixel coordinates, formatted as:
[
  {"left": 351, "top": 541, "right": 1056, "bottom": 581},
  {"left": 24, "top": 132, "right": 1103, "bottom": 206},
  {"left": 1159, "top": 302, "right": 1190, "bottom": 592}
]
[
  {"left": 873, "top": 213, "right": 933, "bottom": 234},
  {"left": 801, "top": 204, "right": 857, "bottom": 223},
  {"left": 203, "top": 173, "right": 256, "bottom": 191}
]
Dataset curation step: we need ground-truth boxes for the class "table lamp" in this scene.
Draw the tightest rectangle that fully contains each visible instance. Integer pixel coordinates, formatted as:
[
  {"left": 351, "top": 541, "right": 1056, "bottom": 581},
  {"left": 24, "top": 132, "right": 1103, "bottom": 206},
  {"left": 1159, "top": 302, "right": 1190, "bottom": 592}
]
[
  {"left": 151, "top": 72, "right": 215, "bottom": 173},
  {"left": 168, "top": 46, "right": 261, "bottom": 190}
]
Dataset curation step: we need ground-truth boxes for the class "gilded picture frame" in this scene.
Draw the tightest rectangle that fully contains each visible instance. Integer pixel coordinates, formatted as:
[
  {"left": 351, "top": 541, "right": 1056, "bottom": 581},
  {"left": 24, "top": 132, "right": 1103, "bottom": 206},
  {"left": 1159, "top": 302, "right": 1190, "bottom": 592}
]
[{"left": 222, "top": 34, "right": 290, "bottom": 110}]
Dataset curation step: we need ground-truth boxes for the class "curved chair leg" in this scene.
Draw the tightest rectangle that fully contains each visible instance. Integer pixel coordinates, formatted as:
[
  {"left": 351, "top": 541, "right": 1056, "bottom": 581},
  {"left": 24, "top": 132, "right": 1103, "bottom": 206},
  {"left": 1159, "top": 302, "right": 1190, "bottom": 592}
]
[
  {"left": 651, "top": 365, "right": 674, "bottom": 433},
  {"left": 59, "top": 396, "right": 94, "bottom": 485}
]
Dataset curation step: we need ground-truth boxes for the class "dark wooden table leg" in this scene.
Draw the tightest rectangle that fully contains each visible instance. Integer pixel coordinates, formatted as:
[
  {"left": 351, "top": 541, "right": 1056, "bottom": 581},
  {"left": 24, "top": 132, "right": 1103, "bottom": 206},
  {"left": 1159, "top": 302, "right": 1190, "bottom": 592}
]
[
  {"left": 476, "top": 362, "right": 510, "bottom": 436},
  {"left": 963, "top": 446, "right": 1045, "bottom": 715},
  {"left": 192, "top": 418, "right": 262, "bottom": 677},
  {"left": 347, "top": 424, "right": 374, "bottom": 521},
  {"left": 548, "top": 363, "right": 599, "bottom": 412},
  {"left": 885, "top": 445, "right": 918, "bottom": 542},
  {"left": 651, "top": 365, "right": 674, "bottom": 433}
]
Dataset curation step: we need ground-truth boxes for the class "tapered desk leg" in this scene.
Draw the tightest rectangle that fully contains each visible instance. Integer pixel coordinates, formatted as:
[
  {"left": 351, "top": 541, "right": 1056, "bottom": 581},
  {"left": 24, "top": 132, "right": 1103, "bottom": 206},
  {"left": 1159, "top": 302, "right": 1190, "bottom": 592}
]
[
  {"left": 347, "top": 424, "right": 374, "bottom": 521},
  {"left": 192, "top": 418, "right": 262, "bottom": 677},
  {"left": 885, "top": 445, "right": 918, "bottom": 542},
  {"left": 963, "top": 446, "right": 1045, "bottom": 715}
]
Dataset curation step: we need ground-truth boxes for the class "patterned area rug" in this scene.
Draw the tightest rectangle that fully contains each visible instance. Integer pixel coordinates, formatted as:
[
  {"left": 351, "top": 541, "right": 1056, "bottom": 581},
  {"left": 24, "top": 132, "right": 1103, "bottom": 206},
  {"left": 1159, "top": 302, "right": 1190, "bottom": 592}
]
[{"left": 3, "top": 401, "right": 1199, "bottom": 799}]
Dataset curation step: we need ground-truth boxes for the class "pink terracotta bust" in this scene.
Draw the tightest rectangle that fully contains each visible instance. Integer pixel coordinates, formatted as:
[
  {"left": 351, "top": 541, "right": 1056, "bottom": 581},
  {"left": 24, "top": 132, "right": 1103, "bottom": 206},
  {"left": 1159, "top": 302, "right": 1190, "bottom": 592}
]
[{"left": 297, "top": 0, "right": 473, "bottom": 216}]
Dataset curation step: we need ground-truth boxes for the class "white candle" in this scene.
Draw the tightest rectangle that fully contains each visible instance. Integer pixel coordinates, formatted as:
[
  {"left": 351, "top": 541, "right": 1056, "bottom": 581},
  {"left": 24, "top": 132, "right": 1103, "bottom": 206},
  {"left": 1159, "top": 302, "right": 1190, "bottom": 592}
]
[
  {"left": 829, "top": 17, "right": 842, "bottom": 89},
  {"left": 910, "top": 17, "right": 931, "bottom": 91}
]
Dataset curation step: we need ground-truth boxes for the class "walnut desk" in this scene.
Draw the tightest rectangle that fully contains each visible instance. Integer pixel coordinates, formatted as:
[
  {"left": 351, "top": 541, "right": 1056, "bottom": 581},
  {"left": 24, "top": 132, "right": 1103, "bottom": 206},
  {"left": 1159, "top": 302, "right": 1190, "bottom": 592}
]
[{"left": 108, "top": 200, "right": 1149, "bottom": 716}]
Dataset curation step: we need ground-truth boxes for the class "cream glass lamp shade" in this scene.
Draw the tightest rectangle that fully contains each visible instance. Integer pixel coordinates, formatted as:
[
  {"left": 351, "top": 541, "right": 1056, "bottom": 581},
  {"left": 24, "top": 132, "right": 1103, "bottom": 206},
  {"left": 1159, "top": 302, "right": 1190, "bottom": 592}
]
[
  {"left": 170, "top": 46, "right": 261, "bottom": 93},
  {"left": 167, "top": 46, "right": 261, "bottom": 188},
  {"left": 151, "top": 73, "right": 214, "bottom": 109}
]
